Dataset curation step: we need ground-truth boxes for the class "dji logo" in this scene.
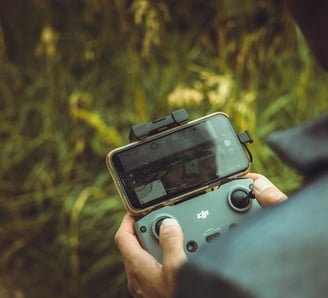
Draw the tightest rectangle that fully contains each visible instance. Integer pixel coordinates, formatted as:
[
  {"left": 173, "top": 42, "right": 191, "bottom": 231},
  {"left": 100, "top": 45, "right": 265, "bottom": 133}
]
[{"left": 197, "top": 210, "right": 209, "bottom": 219}]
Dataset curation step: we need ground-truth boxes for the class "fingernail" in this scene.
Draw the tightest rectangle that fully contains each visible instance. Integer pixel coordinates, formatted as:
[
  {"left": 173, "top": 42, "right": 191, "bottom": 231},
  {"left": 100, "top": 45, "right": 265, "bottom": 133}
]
[
  {"left": 254, "top": 177, "right": 273, "bottom": 193},
  {"left": 161, "top": 218, "right": 179, "bottom": 228}
]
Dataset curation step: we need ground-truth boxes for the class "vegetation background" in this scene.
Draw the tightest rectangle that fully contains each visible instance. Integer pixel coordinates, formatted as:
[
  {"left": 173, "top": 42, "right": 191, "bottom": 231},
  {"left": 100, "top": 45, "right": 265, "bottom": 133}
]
[{"left": 0, "top": 0, "right": 327, "bottom": 297}]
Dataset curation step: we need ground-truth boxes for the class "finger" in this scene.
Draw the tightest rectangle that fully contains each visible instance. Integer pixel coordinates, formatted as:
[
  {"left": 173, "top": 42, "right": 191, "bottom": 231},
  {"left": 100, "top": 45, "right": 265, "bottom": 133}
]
[
  {"left": 116, "top": 213, "right": 136, "bottom": 235},
  {"left": 159, "top": 218, "right": 187, "bottom": 269},
  {"left": 251, "top": 175, "right": 288, "bottom": 207},
  {"left": 116, "top": 214, "right": 162, "bottom": 295},
  {"left": 244, "top": 172, "right": 263, "bottom": 181},
  {"left": 115, "top": 214, "right": 145, "bottom": 259}
]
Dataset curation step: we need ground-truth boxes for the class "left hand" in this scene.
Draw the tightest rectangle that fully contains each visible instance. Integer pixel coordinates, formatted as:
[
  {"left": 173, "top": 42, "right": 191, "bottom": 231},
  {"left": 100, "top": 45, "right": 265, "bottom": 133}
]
[{"left": 114, "top": 214, "right": 187, "bottom": 298}]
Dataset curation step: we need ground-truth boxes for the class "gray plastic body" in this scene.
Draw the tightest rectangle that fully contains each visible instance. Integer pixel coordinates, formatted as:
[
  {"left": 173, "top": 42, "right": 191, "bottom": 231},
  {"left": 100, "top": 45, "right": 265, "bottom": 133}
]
[{"left": 134, "top": 178, "right": 261, "bottom": 262}]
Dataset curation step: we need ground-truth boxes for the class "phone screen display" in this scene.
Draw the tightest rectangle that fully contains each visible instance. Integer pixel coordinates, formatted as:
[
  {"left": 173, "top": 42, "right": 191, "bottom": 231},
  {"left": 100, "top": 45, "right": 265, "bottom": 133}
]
[{"left": 109, "top": 114, "right": 249, "bottom": 210}]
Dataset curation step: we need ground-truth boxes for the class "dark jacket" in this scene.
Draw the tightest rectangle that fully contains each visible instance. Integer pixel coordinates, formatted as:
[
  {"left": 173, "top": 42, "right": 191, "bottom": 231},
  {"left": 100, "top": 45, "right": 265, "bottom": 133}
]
[{"left": 175, "top": 114, "right": 328, "bottom": 298}]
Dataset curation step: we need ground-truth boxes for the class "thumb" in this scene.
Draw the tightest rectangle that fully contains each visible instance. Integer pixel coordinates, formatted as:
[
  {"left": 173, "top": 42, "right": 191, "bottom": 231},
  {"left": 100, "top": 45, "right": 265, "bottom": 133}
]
[
  {"left": 159, "top": 218, "right": 187, "bottom": 268},
  {"left": 253, "top": 176, "right": 288, "bottom": 207},
  {"left": 159, "top": 218, "right": 187, "bottom": 296}
]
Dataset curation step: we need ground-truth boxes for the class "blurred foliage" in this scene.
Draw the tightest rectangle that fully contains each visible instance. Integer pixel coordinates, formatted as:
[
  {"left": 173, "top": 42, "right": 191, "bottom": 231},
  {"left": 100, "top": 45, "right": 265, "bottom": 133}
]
[{"left": 0, "top": 0, "right": 327, "bottom": 297}]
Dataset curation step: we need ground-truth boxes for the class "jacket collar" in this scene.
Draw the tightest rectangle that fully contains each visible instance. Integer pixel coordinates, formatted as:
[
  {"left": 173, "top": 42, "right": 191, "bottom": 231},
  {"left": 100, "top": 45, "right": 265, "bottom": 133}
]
[{"left": 266, "top": 114, "right": 328, "bottom": 177}]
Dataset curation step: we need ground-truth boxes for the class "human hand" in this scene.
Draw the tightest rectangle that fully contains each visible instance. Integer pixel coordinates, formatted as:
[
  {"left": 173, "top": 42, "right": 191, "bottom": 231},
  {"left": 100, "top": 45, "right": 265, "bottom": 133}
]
[
  {"left": 245, "top": 172, "right": 288, "bottom": 207},
  {"left": 114, "top": 214, "right": 187, "bottom": 298}
]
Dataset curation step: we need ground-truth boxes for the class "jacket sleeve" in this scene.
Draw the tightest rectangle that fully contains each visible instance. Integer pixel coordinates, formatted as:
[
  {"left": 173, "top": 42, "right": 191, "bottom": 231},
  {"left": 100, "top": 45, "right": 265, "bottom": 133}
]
[{"left": 174, "top": 262, "right": 254, "bottom": 298}]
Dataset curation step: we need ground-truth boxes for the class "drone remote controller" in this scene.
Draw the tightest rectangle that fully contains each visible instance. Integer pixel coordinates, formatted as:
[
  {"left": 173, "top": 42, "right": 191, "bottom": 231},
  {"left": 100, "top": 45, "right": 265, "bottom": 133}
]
[{"left": 135, "top": 178, "right": 261, "bottom": 262}]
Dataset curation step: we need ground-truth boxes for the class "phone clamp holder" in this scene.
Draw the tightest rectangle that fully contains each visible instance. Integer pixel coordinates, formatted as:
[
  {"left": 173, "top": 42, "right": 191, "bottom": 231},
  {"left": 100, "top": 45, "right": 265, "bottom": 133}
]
[{"left": 129, "top": 108, "right": 189, "bottom": 142}]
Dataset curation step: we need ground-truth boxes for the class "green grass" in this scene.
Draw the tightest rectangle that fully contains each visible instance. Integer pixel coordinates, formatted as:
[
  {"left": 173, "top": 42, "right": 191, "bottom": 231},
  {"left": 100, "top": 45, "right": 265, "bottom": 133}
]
[{"left": 0, "top": 1, "right": 327, "bottom": 297}]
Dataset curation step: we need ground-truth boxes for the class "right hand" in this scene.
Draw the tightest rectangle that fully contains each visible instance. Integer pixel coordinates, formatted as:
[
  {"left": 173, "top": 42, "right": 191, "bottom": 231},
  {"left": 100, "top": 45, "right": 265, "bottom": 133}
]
[{"left": 245, "top": 173, "right": 288, "bottom": 207}]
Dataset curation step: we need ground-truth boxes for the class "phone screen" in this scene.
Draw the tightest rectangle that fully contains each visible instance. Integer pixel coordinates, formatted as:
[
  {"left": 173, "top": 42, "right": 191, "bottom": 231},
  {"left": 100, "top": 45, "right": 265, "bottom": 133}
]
[{"left": 109, "top": 113, "right": 249, "bottom": 211}]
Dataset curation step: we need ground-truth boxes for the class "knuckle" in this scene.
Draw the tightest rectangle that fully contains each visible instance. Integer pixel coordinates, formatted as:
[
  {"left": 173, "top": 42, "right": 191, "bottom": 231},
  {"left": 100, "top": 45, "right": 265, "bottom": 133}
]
[{"left": 114, "top": 230, "right": 123, "bottom": 246}]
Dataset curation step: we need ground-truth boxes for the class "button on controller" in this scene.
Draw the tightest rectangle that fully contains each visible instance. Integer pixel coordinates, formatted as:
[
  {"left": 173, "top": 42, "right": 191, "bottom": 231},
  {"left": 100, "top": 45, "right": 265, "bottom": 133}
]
[
  {"left": 228, "top": 187, "right": 253, "bottom": 212},
  {"left": 186, "top": 241, "right": 198, "bottom": 252},
  {"left": 153, "top": 216, "right": 171, "bottom": 239}
]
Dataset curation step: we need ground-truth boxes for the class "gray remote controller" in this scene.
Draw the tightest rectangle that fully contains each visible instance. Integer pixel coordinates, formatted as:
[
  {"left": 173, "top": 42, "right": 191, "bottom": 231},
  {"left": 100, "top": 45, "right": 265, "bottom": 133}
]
[{"left": 134, "top": 178, "right": 261, "bottom": 262}]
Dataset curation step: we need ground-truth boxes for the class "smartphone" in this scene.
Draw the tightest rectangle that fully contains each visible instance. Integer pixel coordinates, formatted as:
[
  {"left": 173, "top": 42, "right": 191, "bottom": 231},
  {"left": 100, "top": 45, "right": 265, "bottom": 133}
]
[{"left": 106, "top": 112, "right": 251, "bottom": 215}]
